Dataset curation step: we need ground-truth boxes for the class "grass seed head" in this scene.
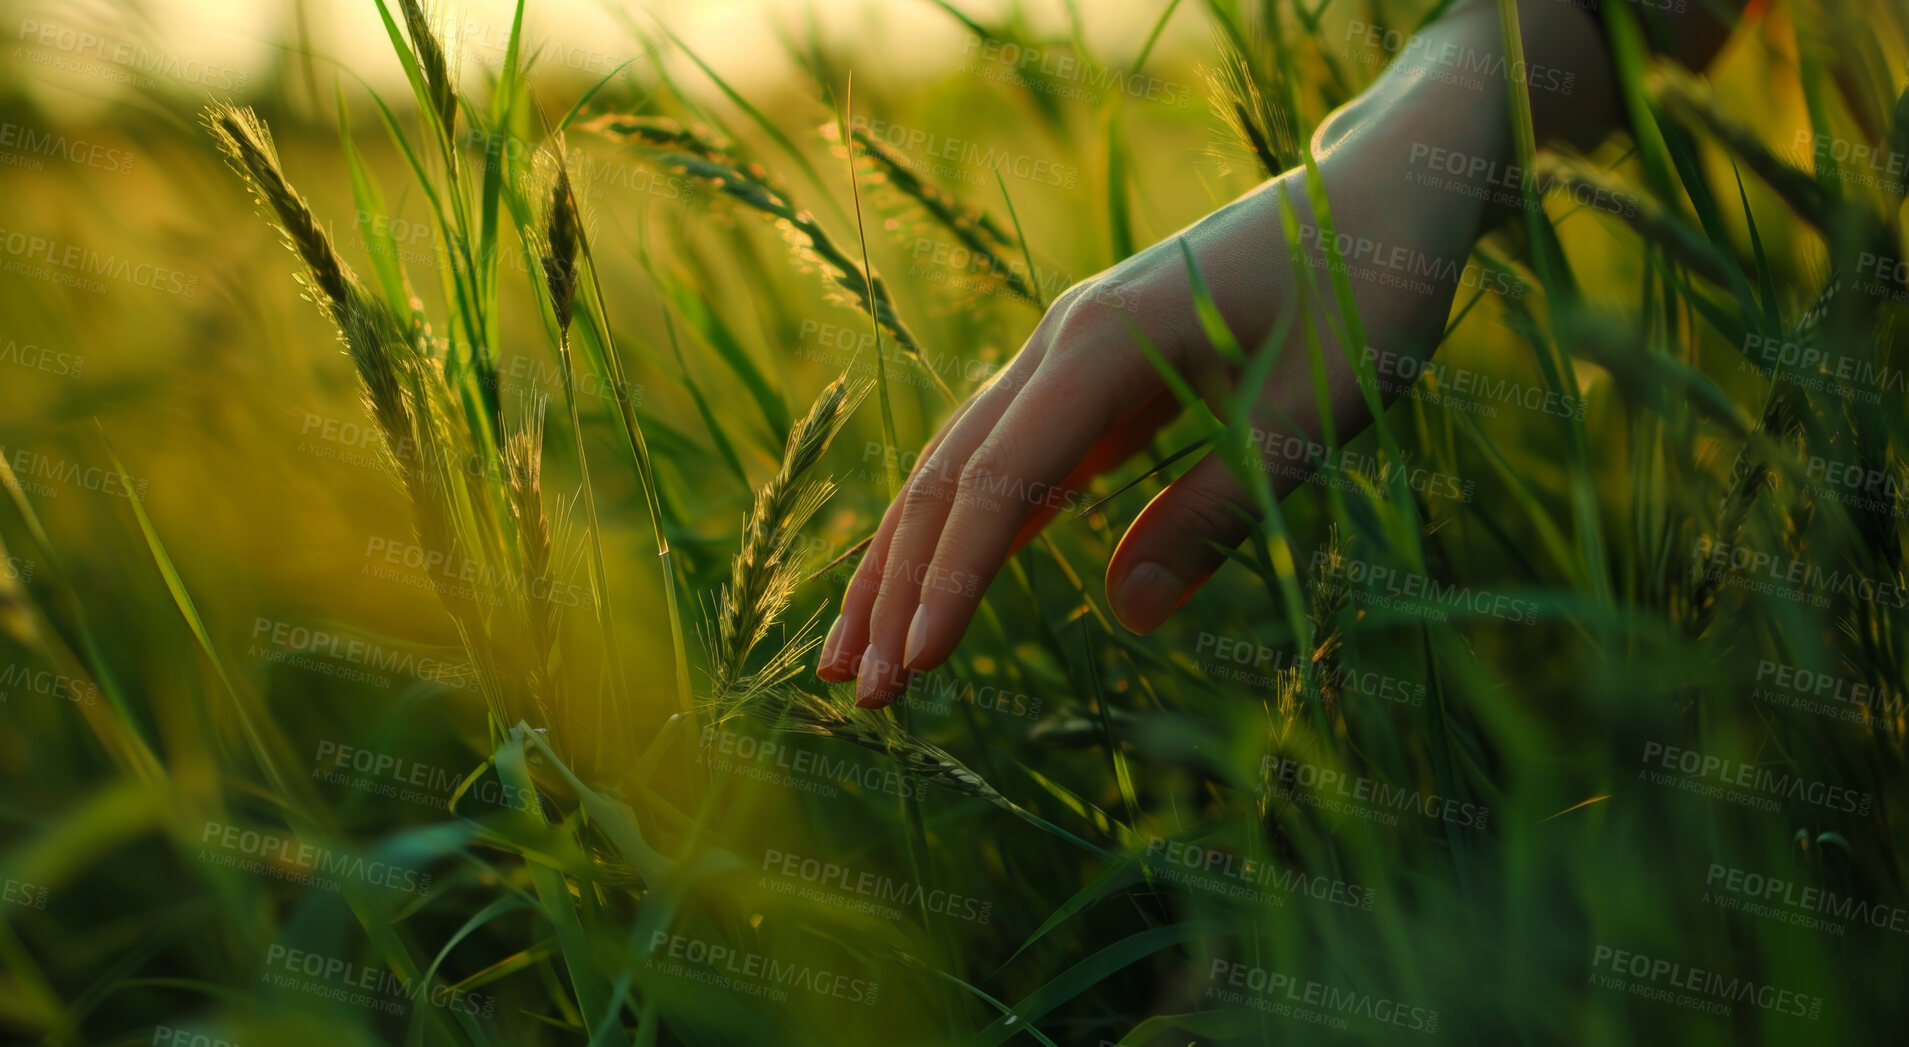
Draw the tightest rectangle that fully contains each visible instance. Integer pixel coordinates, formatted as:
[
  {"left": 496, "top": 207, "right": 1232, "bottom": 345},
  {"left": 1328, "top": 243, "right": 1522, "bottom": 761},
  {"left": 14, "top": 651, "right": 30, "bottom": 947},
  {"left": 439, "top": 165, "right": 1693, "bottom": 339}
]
[
  {"left": 205, "top": 105, "right": 354, "bottom": 314},
  {"left": 542, "top": 165, "right": 583, "bottom": 325},
  {"left": 399, "top": 0, "right": 459, "bottom": 135},
  {"left": 1202, "top": 25, "right": 1293, "bottom": 179}
]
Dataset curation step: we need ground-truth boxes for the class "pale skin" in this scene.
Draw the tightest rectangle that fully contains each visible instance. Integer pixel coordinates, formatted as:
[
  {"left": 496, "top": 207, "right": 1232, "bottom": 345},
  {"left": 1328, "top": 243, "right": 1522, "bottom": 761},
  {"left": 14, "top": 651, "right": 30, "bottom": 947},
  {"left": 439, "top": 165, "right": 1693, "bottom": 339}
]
[{"left": 820, "top": 0, "right": 1746, "bottom": 707}]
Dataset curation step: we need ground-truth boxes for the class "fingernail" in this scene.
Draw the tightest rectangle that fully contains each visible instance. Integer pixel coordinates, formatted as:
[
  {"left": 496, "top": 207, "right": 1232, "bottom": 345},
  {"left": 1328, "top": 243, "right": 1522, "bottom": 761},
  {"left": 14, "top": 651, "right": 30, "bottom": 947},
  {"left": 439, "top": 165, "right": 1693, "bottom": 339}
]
[
  {"left": 818, "top": 614, "right": 847, "bottom": 671},
  {"left": 903, "top": 605, "right": 931, "bottom": 669},
  {"left": 1112, "top": 562, "right": 1186, "bottom": 635},
  {"left": 854, "top": 643, "right": 884, "bottom": 707}
]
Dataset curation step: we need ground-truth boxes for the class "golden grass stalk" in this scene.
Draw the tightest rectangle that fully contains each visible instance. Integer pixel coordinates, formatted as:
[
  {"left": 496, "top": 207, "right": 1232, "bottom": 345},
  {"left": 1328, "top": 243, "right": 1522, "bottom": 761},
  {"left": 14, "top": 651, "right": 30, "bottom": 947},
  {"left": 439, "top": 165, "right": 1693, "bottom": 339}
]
[
  {"left": 503, "top": 395, "right": 558, "bottom": 721},
  {"left": 205, "top": 103, "right": 511, "bottom": 720},
  {"left": 399, "top": 0, "right": 458, "bottom": 136},
  {"left": 205, "top": 106, "right": 416, "bottom": 487},
  {"left": 707, "top": 375, "right": 858, "bottom": 703},
  {"left": 696, "top": 375, "right": 1023, "bottom": 808},
  {"left": 824, "top": 122, "right": 1037, "bottom": 305},
  {"left": 584, "top": 114, "right": 954, "bottom": 402},
  {"left": 1203, "top": 26, "right": 1294, "bottom": 180},
  {"left": 542, "top": 165, "right": 583, "bottom": 327},
  {"left": 526, "top": 152, "right": 633, "bottom": 749}
]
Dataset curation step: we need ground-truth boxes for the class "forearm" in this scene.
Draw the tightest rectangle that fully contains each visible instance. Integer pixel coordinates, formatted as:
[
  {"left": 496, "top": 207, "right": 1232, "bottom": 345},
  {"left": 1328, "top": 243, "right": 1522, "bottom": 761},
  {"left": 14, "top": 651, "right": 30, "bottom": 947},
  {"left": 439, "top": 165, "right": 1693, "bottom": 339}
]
[
  {"left": 1196, "top": 0, "right": 1746, "bottom": 492},
  {"left": 1317, "top": 0, "right": 1620, "bottom": 250}
]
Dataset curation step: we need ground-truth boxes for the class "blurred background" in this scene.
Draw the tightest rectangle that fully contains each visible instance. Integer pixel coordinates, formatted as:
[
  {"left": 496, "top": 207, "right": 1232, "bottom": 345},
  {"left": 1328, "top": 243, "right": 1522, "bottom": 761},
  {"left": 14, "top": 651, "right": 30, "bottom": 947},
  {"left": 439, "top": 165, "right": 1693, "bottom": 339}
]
[{"left": 1, "top": 0, "right": 1905, "bottom": 1044}]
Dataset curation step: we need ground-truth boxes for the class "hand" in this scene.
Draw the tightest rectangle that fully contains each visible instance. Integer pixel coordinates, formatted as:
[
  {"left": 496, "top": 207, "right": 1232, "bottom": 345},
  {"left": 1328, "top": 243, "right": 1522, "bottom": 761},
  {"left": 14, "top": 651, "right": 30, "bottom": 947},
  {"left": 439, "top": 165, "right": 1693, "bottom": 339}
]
[{"left": 816, "top": 0, "right": 1607, "bottom": 708}]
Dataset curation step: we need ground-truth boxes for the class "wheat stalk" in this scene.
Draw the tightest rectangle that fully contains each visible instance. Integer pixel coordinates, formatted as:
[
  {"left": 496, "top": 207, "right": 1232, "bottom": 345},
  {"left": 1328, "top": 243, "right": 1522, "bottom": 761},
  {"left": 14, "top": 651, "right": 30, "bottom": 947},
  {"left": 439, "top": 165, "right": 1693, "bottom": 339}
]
[
  {"left": 695, "top": 375, "right": 1041, "bottom": 814},
  {"left": 541, "top": 165, "right": 583, "bottom": 327},
  {"left": 503, "top": 395, "right": 558, "bottom": 722},
  {"left": 1202, "top": 25, "right": 1294, "bottom": 180},
  {"left": 205, "top": 106, "right": 418, "bottom": 495},
  {"left": 584, "top": 113, "right": 955, "bottom": 402},
  {"left": 398, "top": 0, "right": 459, "bottom": 137},
  {"left": 824, "top": 123, "right": 1037, "bottom": 305},
  {"left": 1683, "top": 82, "right": 1909, "bottom": 633},
  {"left": 706, "top": 374, "right": 858, "bottom": 703},
  {"left": 205, "top": 103, "right": 512, "bottom": 722}
]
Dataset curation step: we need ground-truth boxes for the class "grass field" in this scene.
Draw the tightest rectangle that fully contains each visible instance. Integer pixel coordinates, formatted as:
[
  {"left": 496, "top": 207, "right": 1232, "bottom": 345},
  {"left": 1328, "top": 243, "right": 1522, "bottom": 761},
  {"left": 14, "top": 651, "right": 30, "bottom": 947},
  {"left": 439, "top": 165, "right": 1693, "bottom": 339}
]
[{"left": 1, "top": 0, "right": 1906, "bottom": 1044}]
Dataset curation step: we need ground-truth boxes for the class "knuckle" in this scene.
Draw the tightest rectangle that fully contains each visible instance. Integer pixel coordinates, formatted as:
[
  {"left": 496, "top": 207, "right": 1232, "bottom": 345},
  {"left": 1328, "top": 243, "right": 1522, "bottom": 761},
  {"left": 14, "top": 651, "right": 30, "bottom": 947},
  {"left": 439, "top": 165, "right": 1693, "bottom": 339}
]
[
  {"left": 958, "top": 442, "right": 1007, "bottom": 491},
  {"left": 956, "top": 444, "right": 1013, "bottom": 515},
  {"left": 908, "top": 451, "right": 962, "bottom": 501}
]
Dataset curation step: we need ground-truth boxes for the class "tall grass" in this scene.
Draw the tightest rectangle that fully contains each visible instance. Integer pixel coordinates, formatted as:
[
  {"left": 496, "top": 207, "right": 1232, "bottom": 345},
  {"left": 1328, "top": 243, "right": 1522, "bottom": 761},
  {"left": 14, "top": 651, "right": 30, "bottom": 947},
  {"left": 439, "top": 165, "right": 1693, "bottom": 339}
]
[{"left": 0, "top": 1, "right": 1905, "bottom": 1045}]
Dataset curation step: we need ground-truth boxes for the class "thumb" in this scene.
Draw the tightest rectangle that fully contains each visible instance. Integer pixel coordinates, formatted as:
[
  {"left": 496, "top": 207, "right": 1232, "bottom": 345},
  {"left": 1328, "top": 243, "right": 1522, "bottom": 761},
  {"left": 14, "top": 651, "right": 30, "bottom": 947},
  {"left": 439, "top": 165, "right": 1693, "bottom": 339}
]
[{"left": 1106, "top": 453, "right": 1260, "bottom": 635}]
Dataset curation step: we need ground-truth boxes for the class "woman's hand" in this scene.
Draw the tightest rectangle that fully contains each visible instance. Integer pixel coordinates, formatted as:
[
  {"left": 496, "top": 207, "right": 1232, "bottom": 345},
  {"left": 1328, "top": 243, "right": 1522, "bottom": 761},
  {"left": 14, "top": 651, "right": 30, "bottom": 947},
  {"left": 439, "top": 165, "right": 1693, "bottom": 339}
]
[{"left": 817, "top": 0, "right": 1622, "bottom": 708}]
